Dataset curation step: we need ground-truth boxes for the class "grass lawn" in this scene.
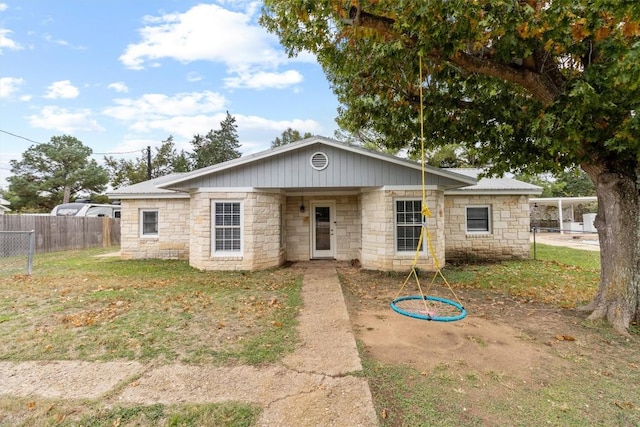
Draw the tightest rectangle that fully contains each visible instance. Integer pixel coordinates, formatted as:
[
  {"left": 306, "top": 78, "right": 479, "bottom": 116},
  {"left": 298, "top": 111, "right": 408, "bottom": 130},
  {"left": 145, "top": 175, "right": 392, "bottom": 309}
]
[
  {"left": 0, "top": 247, "right": 302, "bottom": 426},
  {"left": 0, "top": 247, "right": 301, "bottom": 365},
  {"left": 2, "top": 244, "right": 638, "bottom": 426}
]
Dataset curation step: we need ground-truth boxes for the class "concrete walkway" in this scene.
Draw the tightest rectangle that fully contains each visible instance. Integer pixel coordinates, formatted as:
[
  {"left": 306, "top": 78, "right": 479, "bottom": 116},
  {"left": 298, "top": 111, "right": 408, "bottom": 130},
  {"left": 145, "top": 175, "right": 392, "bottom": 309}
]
[{"left": 0, "top": 263, "right": 378, "bottom": 426}]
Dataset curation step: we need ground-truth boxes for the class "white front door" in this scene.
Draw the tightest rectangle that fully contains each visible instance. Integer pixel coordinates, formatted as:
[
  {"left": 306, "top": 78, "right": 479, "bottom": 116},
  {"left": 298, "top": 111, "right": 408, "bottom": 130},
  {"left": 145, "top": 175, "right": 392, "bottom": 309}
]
[{"left": 311, "top": 202, "right": 335, "bottom": 259}]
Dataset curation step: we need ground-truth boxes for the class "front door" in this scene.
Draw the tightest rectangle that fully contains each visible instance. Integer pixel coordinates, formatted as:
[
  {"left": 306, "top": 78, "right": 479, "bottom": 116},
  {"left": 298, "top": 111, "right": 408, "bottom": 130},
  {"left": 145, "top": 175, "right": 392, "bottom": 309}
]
[{"left": 311, "top": 202, "right": 335, "bottom": 259}]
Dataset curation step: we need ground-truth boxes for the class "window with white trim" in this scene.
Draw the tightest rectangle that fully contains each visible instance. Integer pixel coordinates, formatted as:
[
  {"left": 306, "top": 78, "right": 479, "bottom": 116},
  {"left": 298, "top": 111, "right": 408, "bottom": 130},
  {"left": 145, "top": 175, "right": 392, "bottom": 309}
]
[
  {"left": 466, "top": 206, "right": 491, "bottom": 233},
  {"left": 213, "top": 201, "right": 242, "bottom": 253},
  {"left": 140, "top": 209, "right": 158, "bottom": 237},
  {"left": 395, "top": 199, "right": 424, "bottom": 252}
]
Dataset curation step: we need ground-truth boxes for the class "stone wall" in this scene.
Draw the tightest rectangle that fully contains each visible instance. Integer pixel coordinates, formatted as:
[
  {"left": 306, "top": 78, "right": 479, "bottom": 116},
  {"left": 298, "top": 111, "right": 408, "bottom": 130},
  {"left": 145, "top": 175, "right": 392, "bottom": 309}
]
[
  {"left": 285, "top": 195, "right": 360, "bottom": 262},
  {"left": 120, "top": 190, "right": 529, "bottom": 271},
  {"left": 189, "top": 191, "right": 285, "bottom": 271},
  {"left": 444, "top": 194, "right": 531, "bottom": 260},
  {"left": 120, "top": 198, "right": 190, "bottom": 260},
  {"left": 360, "top": 189, "right": 444, "bottom": 271}
]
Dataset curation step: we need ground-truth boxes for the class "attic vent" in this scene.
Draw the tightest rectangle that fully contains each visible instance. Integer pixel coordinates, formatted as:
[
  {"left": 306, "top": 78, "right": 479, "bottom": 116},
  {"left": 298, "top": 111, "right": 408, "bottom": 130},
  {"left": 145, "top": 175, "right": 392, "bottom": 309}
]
[{"left": 310, "top": 152, "right": 329, "bottom": 171}]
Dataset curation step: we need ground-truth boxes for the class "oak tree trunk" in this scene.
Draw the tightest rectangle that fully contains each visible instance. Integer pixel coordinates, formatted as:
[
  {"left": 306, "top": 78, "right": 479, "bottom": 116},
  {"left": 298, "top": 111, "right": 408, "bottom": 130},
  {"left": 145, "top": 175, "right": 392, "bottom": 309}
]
[{"left": 581, "top": 162, "right": 640, "bottom": 335}]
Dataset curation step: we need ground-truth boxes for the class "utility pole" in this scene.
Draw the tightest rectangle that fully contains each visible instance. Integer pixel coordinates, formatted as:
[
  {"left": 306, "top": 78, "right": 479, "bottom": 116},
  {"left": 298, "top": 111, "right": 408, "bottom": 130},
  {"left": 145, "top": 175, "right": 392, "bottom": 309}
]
[{"left": 147, "top": 146, "right": 152, "bottom": 180}]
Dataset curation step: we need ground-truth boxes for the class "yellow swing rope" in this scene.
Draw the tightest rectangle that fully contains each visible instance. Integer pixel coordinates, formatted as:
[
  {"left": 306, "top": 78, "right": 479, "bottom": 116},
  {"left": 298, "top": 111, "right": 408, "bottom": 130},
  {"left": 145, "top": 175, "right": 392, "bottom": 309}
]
[{"left": 394, "top": 54, "right": 464, "bottom": 310}]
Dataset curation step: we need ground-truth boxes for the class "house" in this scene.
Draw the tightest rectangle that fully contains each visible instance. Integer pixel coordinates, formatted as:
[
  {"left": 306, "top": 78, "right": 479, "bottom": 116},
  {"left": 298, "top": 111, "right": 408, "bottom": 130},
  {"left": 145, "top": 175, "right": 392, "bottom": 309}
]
[{"left": 108, "top": 137, "right": 542, "bottom": 271}]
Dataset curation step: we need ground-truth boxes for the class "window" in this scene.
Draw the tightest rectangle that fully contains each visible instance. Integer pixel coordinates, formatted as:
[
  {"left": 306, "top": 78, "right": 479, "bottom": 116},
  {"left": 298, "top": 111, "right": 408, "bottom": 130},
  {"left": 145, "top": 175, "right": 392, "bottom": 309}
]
[
  {"left": 395, "top": 200, "right": 424, "bottom": 252},
  {"left": 140, "top": 210, "right": 158, "bottom": 237},
  {"left": 466, "top": 206, "right": 491, "bottom": 233},
  {"left": 213, "top": 201, "right": 242, "bottom": 253}
]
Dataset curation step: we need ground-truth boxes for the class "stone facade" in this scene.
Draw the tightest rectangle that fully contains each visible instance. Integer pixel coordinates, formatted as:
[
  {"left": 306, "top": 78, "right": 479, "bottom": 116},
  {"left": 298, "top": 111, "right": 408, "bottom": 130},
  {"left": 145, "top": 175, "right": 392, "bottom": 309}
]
[
  {"left": 189, "top": 190, "right": 285, "bottom": 271},
  {"left": 120, "top": 198, "right": 190, "bottom": 260},
  {"left": 285, "top": 194, "right": 361, "bottom": 262},
  {"left": 444, "top": 194, "right": 531, "bottom": 260},
  {"left": 361, "top": 189, "right": 445, "bottom": 271},
  {"left": 119, "top": 190, "right": 530, "bottom": 272}
]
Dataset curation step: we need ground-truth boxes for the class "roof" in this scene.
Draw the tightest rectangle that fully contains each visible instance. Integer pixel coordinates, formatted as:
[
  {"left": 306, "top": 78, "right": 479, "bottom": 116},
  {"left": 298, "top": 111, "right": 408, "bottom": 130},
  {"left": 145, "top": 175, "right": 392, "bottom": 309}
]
[
  {"left": 445, "top": 168, "right": 543, "bottom": 195},
  {"left": 530, "top": 196, "right": 597, "bottom": 207},
  {"left": 107, "top": 173, "right": 190, "bottom": 199},
  {"left": 157, "top": 136, "right": 477, "bottom": 191},
  {"left": 0, "top": 197, "right": 10, "bottom": 206}
]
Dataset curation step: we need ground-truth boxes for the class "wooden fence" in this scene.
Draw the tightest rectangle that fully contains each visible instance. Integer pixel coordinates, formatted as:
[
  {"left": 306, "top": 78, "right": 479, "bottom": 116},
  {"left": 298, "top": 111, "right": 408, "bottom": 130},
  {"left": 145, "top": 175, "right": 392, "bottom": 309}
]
[{"left": 0, "top": 215, "right": 120, "bottom": 254}]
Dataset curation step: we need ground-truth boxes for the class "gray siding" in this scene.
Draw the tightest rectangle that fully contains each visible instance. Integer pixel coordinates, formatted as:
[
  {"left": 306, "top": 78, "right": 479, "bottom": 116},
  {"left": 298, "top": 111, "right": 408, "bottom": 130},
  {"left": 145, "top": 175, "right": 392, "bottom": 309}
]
[{"left": 179, "top": 143, "right": 463, "bottom": 189}]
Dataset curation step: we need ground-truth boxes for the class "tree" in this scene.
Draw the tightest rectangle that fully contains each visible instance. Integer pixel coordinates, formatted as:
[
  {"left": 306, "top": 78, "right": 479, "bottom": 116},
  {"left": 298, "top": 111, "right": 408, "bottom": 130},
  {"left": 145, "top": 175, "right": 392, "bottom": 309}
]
[
  {"left": 104, "top": 136, "right": 190, "bottom": 188},
  {"left": 425, "top": 144, "right": 482, "bottom": 168},
  {"left": 519, "top": 168, "right": 596, "bottom": 198},
  {"left": 7, "top": 135, "right": 108, "bottom": 212},
  {"left": 190, "top": 112, "right": 241, "bottom": 168},
  {"left": 261, "top": 1, "right": 640, "bottom": 333},
  {"left": 271, "top": 128, "right": 313, "bottom": 148}
]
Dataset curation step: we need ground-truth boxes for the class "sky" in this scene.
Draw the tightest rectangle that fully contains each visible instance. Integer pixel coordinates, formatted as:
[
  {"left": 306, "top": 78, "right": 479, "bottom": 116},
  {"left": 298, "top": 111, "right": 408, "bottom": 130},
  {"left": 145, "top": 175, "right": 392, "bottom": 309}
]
[{"left": 0, "top": 0, "right": 341, "bottom": 188}]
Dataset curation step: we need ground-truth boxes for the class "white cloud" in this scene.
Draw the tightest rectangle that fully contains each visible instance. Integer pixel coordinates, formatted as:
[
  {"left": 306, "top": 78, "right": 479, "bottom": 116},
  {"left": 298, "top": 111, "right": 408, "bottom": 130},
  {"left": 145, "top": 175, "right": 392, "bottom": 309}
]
[
  {"left": 118, "top": 3, "right": 309, "bottom": 90},
  {"left": 233, "top": 115, "right": 323, "bottom": 154},
  {"left": 43, "top": 33, "right": 68, "bottom": 46},
  {"left": 43, "top": 34, "right": 86, "bottom": 50},
  {"left": 186, "top": 72, "right": 202, "bottom": 83},
  {"left": 28, "top": 106, "right": 104, "bottom": 133},
  {"left": 120, "top": 4, "right": 288, "bottom": 70},
  {"left": 0, "top": 3, "right": 8, "bottom": 12},
  {"left": 124, "top": 113, "right": 323, "bottom": 151},
  {"left": 44, "top": 80, "right": 80, "bottom": 99},
  {"left": 107, "top": 82, "right": 129, "bottom": 93},
  {"left": 0, "top": 28, "right": 23, "bottom": 53},
  {"left": 128, "top": 114, "right": 222, "bottom": 138},
  {"left": 0, "top": 77, "right": 25, "bottom": 98},
  {"left": 103, "top": 91, "right": 227, "bottom": 122},
  {"left": 237, "top": 115, "right": 322, "bottom": 134},
  {"left": 224, "top": 69, "right": 303, "bottom": 90}
]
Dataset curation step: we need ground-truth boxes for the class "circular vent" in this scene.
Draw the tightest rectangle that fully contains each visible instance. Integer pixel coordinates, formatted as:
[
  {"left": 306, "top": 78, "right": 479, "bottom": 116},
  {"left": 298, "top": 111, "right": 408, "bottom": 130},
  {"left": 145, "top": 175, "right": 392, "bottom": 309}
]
[{"left": 310, "top": 152, "right": 329, "bottom": 170}]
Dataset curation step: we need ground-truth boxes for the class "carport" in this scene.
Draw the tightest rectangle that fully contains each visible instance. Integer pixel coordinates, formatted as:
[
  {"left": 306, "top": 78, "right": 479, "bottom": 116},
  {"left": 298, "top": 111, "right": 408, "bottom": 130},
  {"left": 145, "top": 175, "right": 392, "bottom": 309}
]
[{"left": 530, "top": 196, "right": 597, "bottom": 234}]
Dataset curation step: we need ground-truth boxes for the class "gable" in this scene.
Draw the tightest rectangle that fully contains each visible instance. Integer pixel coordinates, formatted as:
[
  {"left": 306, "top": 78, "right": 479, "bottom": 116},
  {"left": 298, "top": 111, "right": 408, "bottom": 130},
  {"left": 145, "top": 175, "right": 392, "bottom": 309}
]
[{"left": 160, "top": 138, "right": 474, "bottom": 191}]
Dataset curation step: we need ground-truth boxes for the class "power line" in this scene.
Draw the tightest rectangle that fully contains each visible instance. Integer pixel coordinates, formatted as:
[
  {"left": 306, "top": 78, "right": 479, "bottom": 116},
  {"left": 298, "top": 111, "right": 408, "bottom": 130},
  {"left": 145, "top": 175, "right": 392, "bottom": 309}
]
[
  {"left": 0, "top": 129, "right": 41, "bottom": 145},
  {"left": 0, "top": 129, "right": 144, "bottom": 156},
  {"left": 94, "top": 149, "right": 143, "bottom": 155}
]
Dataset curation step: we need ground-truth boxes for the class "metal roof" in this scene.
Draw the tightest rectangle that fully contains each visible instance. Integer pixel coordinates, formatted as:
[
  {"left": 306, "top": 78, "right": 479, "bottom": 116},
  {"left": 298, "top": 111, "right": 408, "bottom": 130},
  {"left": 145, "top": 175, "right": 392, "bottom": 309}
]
[
  {"left": 444, "top": 168, "right": 543, "bottom": 195},
  {"left": 107, "top": 173, "right": 190, "bottom": 199}
]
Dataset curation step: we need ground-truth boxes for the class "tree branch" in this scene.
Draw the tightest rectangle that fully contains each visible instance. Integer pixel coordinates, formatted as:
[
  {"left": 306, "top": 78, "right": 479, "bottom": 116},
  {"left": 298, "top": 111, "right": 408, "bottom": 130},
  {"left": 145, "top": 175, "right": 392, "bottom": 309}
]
[
  {"left": 346, "top": 6, "right": 563, "bottom": 106},
  {"left": 449, "top": 51, "right": 561, "bottom": 105}
]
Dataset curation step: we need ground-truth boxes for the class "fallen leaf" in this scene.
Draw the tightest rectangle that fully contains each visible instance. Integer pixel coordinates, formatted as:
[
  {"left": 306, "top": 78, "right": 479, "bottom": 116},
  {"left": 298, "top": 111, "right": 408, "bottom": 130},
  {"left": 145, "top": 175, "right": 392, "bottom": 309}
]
[
  {"left": 272, "top": 320, "right": 282, "bottom": 327},
  {"left": 615, "top": 401, "right": 634, "bottom": 410},
  {"left": 27, "top": 401, "right": 36, "bottom": 410}
]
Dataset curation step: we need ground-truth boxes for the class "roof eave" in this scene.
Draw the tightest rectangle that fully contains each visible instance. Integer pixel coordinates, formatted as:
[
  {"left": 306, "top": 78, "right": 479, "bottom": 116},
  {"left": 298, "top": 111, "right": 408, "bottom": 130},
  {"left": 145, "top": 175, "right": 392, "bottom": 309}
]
[
  {"left": 108, "top": 192, "right": 190, "bottom": 200},
  {"left": 445, "top": 189, "right": 544, "bottom": 196}
]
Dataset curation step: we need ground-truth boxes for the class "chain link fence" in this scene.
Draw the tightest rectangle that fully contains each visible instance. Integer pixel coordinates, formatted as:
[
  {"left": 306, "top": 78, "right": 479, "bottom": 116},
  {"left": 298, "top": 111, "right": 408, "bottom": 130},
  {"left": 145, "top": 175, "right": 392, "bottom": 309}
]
[{"left": 0, "top": 230, "right": 35, "bottom": 276}]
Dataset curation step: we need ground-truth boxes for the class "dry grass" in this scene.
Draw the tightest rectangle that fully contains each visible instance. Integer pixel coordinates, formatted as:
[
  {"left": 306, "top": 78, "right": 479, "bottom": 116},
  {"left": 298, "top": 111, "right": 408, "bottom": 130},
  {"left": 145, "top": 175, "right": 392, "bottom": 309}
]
[{"left": 0, "top": 247, "right": 302, "bottom": 365}]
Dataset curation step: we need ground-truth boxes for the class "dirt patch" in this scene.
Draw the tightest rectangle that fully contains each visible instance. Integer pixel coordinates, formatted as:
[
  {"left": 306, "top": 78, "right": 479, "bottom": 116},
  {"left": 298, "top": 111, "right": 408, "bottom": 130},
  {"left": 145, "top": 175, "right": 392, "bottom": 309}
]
[{"left": 338, "top": 265, "right": 639, "bottom": 422}]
